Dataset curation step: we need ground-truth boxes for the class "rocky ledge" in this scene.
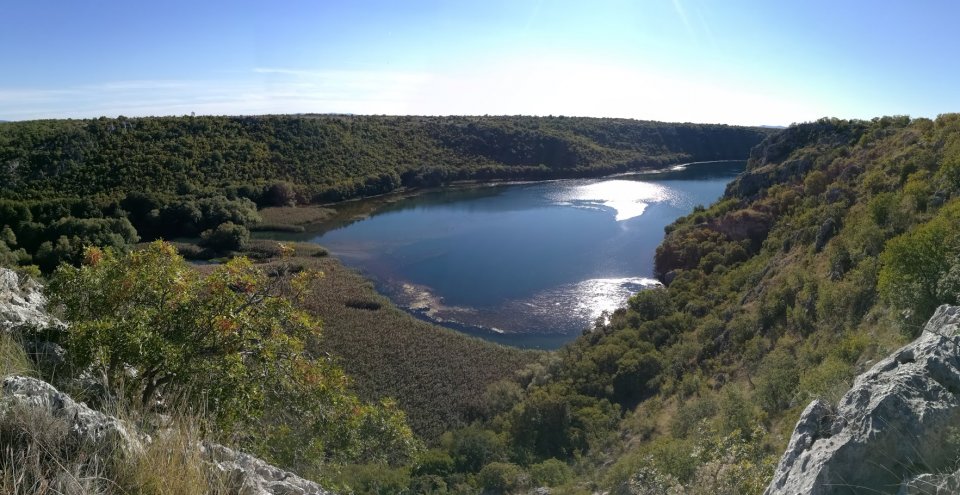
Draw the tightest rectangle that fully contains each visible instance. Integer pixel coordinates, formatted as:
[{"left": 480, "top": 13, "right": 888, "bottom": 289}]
[{"left": 765, "top": 305, "right": 960, "bottom": 495}]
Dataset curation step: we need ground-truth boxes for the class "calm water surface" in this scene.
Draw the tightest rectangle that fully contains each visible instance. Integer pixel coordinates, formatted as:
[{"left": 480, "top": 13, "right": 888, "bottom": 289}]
[{"left": 309, "top": 161, "right": 744, "bottom": 348}]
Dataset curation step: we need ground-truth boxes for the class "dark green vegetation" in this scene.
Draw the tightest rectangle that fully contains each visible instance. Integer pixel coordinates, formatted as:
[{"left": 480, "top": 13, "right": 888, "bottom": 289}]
[
  {"left": 0, "top": 115, "right": 770, "bottom": 202},
  {"left": 0, "top": 115, "right": 769, "bottom": 270}
]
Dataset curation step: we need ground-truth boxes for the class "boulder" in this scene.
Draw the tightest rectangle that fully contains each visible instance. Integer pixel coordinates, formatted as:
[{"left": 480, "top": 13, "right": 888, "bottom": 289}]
[{"left": 765, "top": 305, "right": 960, "bottom": 494}]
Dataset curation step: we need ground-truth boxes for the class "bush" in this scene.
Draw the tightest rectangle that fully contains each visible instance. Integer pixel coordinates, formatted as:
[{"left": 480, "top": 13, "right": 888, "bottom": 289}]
[
  {"left": 478, "top": 462, "right": 529, "bottom": 494},
  {"left": 879, "top": 200, "right": 960, "bottom": 333},
  {"left": 199, "top": 221, "right": 250, "bottom": 252},
  {"left": 529, "top": 458, "right": 574, "bottom": 487},
  {"left": 266, "top": 182, "right": 298, "bottom": 207},
  {"left": 755, "top": 348, "right": 800, "bottom": 413},
  {"left": 444, "top": 425, "right": 506, "bottom": 473},
  {"left": 413, "top": 449, "right": 454, "bottom": 478},
  {"left": 48, "top": 242, "right": 419, "bottom": 468}
]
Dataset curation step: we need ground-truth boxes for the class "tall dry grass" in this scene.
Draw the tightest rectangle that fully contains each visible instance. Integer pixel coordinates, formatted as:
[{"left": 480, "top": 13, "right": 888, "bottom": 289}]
[
  {"left": 0, "top": 335, "right": 231, "bottom": 495},
  {"left": 0, "top": 400, "right": 232, "bottom": 495},
  {"left": 0, "top": 334, "right": 33, "bottom": 379}
]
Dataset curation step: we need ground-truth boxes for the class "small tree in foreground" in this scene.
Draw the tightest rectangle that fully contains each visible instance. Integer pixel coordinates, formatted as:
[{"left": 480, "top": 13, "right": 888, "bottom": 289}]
[{"left": 48, "top": 241, "right": 418, "bottom": 468}]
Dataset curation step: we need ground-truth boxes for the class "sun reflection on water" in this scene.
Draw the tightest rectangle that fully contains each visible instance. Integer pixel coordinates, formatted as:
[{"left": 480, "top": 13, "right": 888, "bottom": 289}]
[
  {"left": 523, "top": 276, "right": 662, "bottom": 327},
  {"left": 390, "top": 275, "right": 662, "bottom": 338},
  {"left": 551, "top": 179, "right": 675, "bottom": 221}
]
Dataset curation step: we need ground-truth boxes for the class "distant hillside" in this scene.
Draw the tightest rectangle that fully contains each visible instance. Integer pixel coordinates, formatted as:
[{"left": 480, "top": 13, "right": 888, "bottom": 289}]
[
  {"left": 0, "top": 115, "right": 772, "bottom": 272},
  {"left": 0, "top": 115, "right": 771, "bottom": 202}
]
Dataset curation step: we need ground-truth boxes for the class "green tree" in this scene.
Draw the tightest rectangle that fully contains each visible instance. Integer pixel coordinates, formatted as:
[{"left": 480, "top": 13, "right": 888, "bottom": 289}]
[{"left": 48, "top": 241, "right": 418, "bottom": 467}]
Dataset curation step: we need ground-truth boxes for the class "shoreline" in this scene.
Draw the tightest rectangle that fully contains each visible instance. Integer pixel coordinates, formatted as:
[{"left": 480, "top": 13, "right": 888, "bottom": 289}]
[{"left": 256, "top": 158, "right": 750, "bottom": 237}]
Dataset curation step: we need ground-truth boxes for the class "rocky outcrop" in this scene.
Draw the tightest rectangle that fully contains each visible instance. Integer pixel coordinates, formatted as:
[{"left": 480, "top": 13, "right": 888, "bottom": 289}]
[
  {"left": 0, "top": 375, "right": 332, "bottom": 495},
  {"left": 202, "top": 443, "right": 332, "bottom": 495},
  {"left": 765, "top": 305, "right": 960, "bottom": 495},
  {"left": 0, "top": 375, "right": 145, "bottom": 452},
  {"left": 0, "top": 268, "right": 64, "bottom": 332}
]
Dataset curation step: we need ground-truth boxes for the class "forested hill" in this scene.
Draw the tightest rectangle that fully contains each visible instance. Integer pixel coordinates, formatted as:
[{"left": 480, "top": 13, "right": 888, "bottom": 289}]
[
  {"left": 0, "top": 115, "right": 770, "bottom": 202},
  {"left": 0, "top": 115, "right": 770, "bottom": 271}
]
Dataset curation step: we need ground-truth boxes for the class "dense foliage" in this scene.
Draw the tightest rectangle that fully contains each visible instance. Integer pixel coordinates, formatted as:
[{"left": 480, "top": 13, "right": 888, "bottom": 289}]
[{"left": 0, "top": 115, "right": 770, "bottom": 201}]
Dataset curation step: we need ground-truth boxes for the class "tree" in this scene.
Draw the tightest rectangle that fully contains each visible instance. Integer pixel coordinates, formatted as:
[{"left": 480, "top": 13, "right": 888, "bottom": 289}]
[
  {"left": 48, "top": 241, "right": 418, "bottom": 467},
  {"left": 267, "top": 181, "right": 298, "bottom": 207}
]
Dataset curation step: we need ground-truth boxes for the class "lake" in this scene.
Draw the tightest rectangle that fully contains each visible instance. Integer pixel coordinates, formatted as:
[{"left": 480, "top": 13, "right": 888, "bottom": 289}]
[{"left": 304, "top": 161, "right": 744, "bottom": 348}]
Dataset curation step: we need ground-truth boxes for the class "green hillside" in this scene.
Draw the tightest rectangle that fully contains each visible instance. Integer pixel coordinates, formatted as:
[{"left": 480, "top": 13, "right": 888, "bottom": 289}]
[
  {"left": 382, "top": 114, "right": 960, "bottom": 494},
  {"left": 0, "top": 115, "right": 769, "bottom": 201}
]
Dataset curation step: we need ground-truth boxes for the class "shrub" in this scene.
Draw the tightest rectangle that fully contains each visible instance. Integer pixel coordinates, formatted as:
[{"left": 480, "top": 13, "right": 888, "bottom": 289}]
[
  {"left": 48, "top": 242, "right": 419, "bottom": 468},
  {"left": 444, "top": 425, "right": 506, "bottom": 473},
  {"left": 879, "top": 200, "right": 960, "bottom": 333},
  {"left": 199, "top": 221, "right": 250, "bottom": 252},
  {"left": 755, "top": 348, "right": 800, "bottom": 413},
  {"left": 529, "top": 458, "right": 574, "bottom": 487},
  {"left": 478, "top": 462, "right": 529, "bottom": 494}
]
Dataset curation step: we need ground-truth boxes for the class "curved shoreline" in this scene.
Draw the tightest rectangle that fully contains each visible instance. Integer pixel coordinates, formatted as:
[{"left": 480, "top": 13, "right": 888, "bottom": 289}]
[{"left": 255, "top": 159, "right": 746, "bottom": 348}]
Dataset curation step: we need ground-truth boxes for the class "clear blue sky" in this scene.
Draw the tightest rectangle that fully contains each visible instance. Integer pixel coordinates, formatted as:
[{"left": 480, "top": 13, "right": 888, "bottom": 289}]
[{"left": 2, "top": 0, "right": 958, "bottom": 125}]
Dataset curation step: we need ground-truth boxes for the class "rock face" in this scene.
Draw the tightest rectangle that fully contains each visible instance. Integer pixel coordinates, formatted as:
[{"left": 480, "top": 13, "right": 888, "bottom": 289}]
[
  {"left": 0, "top": 268, "right": 64, "bottom": 332},
  {"left": 765, "top": 305, "right": 960, "bottom": 495}
]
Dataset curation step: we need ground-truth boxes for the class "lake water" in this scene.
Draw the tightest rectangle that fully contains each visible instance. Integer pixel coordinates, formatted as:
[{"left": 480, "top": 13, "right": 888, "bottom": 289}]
[{"left": 308, "top": 161, "right": 744, "bottom": 348}]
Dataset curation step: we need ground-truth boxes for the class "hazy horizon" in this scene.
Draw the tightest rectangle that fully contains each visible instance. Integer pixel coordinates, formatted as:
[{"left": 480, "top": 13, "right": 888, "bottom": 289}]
[{"left": 3, "top": 1, "right": 959, "bottom": 125}]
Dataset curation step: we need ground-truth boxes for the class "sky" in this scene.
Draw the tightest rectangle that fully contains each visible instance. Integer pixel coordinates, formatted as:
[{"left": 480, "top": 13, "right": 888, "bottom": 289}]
[{"left": 2, "top": 0, "right": 959, "bottom": 125}]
